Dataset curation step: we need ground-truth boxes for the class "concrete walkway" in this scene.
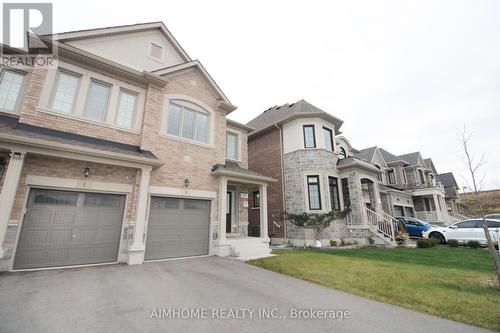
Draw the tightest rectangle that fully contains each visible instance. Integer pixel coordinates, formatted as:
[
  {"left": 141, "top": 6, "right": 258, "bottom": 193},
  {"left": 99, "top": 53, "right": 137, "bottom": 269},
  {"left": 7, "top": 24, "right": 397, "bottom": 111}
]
[{"left": 0, "top": 257, "right": 492, "bottom": 333}]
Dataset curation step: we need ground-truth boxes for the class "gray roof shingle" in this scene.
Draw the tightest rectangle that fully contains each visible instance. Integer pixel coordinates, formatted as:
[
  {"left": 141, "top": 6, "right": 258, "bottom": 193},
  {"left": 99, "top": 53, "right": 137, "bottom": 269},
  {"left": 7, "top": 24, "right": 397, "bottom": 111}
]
[
  {"left": 355, "top": 146, "right": 377, "bottom": 162},
  {"left": 397, "top": 152, "right": 421, "bottom": 166},
  {"left": 0, "top": 115, "right": 158, "bottom": 160},
  {"left": 247, "top": 99, "right": 343, "bottom": 133},
  {"left": 437, "top": 172, "right": 458, "bottom": 188}
]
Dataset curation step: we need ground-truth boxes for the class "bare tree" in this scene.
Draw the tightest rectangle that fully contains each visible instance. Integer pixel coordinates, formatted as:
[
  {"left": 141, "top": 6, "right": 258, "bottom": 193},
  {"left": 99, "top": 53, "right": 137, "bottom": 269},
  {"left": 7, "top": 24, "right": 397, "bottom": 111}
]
[{"left": 459, "top": 126, "right": 500, "bottom": 287}]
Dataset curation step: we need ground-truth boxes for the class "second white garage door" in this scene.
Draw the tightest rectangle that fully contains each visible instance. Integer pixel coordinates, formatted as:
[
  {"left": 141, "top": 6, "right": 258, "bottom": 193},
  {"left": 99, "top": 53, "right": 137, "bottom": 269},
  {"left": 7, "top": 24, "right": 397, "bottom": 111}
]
[{"left": 145, "top": 197, "right": 210, "bottom": 260}]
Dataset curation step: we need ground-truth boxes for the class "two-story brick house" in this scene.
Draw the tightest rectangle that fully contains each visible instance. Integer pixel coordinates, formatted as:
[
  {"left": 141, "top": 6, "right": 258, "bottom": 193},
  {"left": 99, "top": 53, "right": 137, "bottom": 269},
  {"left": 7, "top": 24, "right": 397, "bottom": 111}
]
[{"left": 0, "top": 22, "right": 272, "bottom": 271}]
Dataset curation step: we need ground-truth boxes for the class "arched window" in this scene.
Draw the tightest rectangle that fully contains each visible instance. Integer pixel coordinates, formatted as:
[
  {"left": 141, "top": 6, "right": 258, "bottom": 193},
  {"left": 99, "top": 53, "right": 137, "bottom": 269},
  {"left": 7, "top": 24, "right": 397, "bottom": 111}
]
[
  {"left": 166, "top": 99, "right": 210, "bottom": 143},
  {"left": 339, "top": 147, "right": 347, "bottom": 159}
]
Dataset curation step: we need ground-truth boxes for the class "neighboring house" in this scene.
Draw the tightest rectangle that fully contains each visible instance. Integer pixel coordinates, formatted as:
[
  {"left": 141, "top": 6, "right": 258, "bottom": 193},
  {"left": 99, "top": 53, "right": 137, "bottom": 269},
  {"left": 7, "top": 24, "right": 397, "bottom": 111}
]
[
  {"left": 247, "top": 100, "right": 460, "bottom": 246},
  {"left": 436, "top": 172, "right": 461, "bottom": 217},
  {"left": 247, "top": 100, "right": 398, "bottom": 247},
  {"left": 0, "top": 22, "right": 273, "bottom": 271},
  {"left": 354, "top": 148, "right": 452, "bottom": 224}
]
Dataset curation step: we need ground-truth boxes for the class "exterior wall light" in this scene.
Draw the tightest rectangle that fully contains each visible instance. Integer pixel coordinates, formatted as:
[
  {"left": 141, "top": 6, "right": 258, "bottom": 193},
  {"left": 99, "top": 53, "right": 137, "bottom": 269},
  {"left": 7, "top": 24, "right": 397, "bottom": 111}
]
[
  {"left": 184, "top": 178, "right": 190, "bottom": 187},
  {"left": 84, "top": 167, "right": 91, "bottom": 178}
]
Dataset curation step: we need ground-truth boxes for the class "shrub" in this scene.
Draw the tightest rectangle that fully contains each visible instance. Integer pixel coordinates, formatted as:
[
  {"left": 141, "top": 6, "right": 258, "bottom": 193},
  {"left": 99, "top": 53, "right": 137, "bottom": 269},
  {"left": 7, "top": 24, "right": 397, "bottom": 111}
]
[
  {"left": 428, "top": 238, "right": 438, "bottom": 246},
  {"left": 448, "top": 239, "right": 459, "bottom": 247},
  {"left": 330, "top": 239, "right": 338, "bottom": 247},
  {"left": 417, "top": 238, "right": 436, "bottom": 248},
  {"left": 417, "top": 239, "right": 430, "bottom": 248},
  {"left": 468, "top": 240, "right": 481, "bottom": 249},
  {"left": 367, "top": 237, "right": 375, "bottom": 245}
]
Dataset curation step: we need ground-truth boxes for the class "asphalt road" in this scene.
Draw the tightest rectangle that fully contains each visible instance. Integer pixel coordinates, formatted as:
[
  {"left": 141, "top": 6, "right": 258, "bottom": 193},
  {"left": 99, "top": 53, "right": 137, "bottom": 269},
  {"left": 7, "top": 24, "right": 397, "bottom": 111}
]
[{"left": 0, "top": 257, "right": 492, "bottom": 333}]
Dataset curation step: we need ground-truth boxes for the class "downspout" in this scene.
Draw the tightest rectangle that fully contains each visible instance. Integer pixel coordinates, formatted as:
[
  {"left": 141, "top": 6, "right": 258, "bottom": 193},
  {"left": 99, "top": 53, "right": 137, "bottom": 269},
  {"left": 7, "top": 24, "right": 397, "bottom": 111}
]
[{"left": 275, "top": 122, "right": 287, "bottom": 240}]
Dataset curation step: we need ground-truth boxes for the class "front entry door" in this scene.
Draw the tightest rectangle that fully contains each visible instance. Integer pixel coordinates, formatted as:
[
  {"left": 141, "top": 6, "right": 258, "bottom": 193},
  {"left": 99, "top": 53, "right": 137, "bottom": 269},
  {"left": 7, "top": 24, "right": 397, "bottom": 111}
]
[{"left": 226, "top": 192, "right": 232, "bottom": 233}]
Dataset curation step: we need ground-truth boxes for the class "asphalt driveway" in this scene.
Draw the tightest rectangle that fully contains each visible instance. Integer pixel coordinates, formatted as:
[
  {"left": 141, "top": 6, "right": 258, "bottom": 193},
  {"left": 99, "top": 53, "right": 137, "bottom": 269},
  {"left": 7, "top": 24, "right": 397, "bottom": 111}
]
[{"left": 0, "top": 257, "right": 491, "bottom": 333}]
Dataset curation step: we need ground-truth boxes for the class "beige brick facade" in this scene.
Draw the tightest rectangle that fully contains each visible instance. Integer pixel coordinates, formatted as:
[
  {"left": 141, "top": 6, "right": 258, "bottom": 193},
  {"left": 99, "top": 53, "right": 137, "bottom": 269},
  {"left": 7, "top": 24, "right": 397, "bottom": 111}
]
[{"left": 10, "top": 154, "right": 139, "bottom": 223}]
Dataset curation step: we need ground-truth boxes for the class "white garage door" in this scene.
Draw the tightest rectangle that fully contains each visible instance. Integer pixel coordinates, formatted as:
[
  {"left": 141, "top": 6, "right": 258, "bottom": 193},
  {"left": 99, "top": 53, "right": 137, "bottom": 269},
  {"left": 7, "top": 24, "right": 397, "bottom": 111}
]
[
  {"left": 14, "top": 189, "right": 125, "bottom": 269},
  {"left": 145, "top": 197, "right": 210, "bottom": 260}
]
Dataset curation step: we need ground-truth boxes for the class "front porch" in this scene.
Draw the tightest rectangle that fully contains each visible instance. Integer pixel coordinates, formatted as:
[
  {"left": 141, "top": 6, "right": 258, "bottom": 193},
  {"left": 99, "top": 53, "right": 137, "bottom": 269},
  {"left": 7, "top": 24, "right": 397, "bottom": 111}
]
[
  {"left": 211, "top": 162, "right": 276, "bottom": 260},
  {"left": 337, "top": 159, "right": 398, "bottom": 247},
  {"left": 413, "top": 193, "right": 447, "bottom": 223}
]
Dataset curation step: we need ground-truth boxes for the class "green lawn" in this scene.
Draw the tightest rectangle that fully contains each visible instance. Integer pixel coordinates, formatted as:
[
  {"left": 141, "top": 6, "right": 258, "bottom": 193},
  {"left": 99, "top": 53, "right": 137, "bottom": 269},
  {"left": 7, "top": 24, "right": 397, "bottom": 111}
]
[{"left": 248, "top": 247, "right": 500, "bottom": 331}]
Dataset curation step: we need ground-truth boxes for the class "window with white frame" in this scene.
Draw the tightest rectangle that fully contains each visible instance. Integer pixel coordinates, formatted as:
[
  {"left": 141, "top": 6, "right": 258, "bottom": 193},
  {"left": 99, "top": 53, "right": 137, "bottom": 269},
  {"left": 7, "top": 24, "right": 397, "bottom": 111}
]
[
  {"left": 307, "top": 175, "right": 321, "bottom": 210},
  {"left": 166, "top": 100, "right": 210, "bottom": 143},
  {"left": 115, "top": 89, "right": 138, "bottom": 128},
  {"left": 51, "top": 70, "right": 80, "bottom": 114},
  {"left": 226, "top": 132, "right": 238, "bottom": 160},
  {"left": 323, "top": 127, "right": 333, "bottom": 151},
  {"left": 85, "top": 80, "right": 111, "bottom": 121},
  {"left": 0, "top": 69, "right": 25, "bottom": 112}
]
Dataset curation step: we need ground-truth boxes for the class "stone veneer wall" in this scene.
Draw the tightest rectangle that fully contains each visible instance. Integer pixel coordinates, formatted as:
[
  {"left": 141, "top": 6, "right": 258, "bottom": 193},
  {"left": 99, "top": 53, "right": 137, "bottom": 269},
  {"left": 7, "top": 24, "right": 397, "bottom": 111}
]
[{"left": 282, "top": 149, "right": 351, "bottom": 242}]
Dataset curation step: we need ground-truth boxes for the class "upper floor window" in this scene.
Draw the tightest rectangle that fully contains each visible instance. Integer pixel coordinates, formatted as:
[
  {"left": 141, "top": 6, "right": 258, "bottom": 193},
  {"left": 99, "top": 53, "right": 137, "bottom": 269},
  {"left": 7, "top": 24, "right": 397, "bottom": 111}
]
[
  {"left": 51, "top": 70, "right": 81, "bottom": 114},
  {"left": 85, "top": 80, "right": 111, "bottom": 121},
  {"left": 226, "top": 132, "right": 238, "bottom": 160},
  {"left": 115, "top": 90, "right": 138, "bottom": 128},
  {"left": 303, "top": 125, "right": 316, "bottom": 148},
  {"left": 375, "top": 165, "right": 383, "bottom": 182},
  {"left": 418, "top": 169, "right": 425, "bottom": 183},
  {"left": 387, "top": 169, "right": 396, "bottom": 184},
  {"left": 0, "top": 69, "right": 25, "bottom": 113},
  {"left": 167, "top": 101, "right": 209, "bottom": 143},
  {"left": 307, "top": 175, "right": 321, "bottom": 210},
  {"left": 339, "top": 147, "right": 347, "bottom": 159},
  {"left": 323, "top": 127, "right": 333, "bottom": 151}
]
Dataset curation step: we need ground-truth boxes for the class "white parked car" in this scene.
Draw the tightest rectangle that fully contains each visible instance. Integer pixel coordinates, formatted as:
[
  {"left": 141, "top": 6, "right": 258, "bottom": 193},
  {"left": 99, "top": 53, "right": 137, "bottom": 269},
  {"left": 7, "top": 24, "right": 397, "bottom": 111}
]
[
  {"left": 422, "top": 218, "right": 500, "bottom": 245},
  {"left": 485, "top": 213, "right": 500, "bottom": 220}
]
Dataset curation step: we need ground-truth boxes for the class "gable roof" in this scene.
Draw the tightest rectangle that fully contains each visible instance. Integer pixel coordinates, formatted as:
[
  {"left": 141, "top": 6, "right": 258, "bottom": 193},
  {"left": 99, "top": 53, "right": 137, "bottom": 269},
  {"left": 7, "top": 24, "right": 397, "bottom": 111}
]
[
  {"left": 423, "top": 158, "right": 438, "bottom": 174},
  {"left": 50, "top": 21, "right": 191, "bottom": 62},
  {"left": 247, "top": 100, "right": 343, "bottom": 137},
  {"left": 355, "top": 146, "right": 377, "bottom": 162},
  {"left": 437, "top": 172, "right": 459, "bottom": 188},
  {"left": 153, "top": 60, "right": 235, "bottom": 110},
  {"left": 397, "top": 152, "right": 423, "bottom": 166},
  {"left": 379, "top": 148, "right": 409, "bottom": 165}
]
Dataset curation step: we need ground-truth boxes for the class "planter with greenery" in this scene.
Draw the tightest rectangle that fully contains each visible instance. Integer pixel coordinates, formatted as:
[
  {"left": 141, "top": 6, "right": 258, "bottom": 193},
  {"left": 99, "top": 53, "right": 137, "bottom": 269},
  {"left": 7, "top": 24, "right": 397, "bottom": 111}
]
[{"left": 284, "top": 209, "right": 349, "bottom": 248}]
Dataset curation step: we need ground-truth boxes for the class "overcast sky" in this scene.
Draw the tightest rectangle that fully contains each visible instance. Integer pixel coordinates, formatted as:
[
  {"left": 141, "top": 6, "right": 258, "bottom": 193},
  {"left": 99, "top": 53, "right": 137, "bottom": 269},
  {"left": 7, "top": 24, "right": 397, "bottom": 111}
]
[{"left": 48, "top": 0, "right": 500, "bottom": 190}]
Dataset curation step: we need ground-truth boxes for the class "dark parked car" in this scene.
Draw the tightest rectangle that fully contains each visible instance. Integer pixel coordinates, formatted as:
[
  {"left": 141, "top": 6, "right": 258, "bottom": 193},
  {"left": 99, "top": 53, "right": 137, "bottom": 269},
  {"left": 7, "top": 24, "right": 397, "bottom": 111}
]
[{"left": 395, "top": 216, "right": 432, "bottom": 238}]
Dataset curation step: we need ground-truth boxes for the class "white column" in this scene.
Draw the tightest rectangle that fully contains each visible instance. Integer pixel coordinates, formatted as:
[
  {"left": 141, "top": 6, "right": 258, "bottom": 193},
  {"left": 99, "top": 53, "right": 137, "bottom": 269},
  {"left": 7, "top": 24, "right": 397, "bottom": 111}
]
[
  {"left": 218, "top": 177, "right": 228, "bottom": 242},
  {"left": 127, "top": 166, "right": 151, "bottom": 265},
  {"left": 259, "top": 183, "right": 269, "bottom": 240},
  {"left": 0, "top": 152, "right": 25, "bottom": 258}
]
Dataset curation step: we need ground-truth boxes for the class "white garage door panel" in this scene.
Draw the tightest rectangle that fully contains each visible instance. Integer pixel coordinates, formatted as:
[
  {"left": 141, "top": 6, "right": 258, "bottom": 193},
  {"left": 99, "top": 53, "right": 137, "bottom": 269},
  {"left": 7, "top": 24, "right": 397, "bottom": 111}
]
[
  {"left": 14, "top": 189, "right": 125, "bottom": 269},
  {"left": 145, "top": 197, "right": 210, "bottom": 261}
]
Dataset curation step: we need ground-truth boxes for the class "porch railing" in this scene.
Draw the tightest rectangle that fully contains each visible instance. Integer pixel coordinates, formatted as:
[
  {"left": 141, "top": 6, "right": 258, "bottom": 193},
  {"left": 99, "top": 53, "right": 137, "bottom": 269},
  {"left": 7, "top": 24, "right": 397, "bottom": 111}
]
[{"left": 366, "top": 207, "right": 396, "bottom": 241}]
